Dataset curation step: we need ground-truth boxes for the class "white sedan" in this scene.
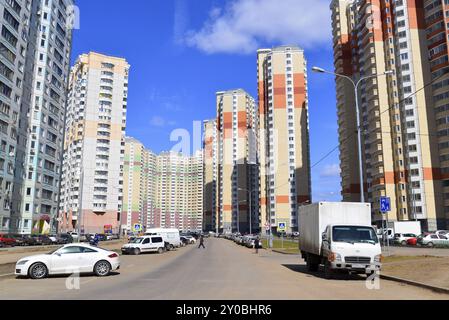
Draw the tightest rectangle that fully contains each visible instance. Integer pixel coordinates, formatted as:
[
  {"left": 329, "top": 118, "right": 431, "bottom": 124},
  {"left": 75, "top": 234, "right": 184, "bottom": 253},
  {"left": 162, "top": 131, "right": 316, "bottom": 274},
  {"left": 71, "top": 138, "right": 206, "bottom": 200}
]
[{"left": 15, "top": 244, "right": 120, "bottom": 279}]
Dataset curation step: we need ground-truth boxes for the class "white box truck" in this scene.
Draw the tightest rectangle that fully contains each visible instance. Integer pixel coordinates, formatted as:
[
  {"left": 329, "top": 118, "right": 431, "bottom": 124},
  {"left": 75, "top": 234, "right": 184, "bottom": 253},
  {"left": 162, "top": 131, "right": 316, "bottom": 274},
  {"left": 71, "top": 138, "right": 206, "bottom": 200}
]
[
  {"left": 299, "top": 202, "right": 382, "bottom": 279},
  {"left": 376, "top": 221, "right": 422, "bottom": 241},
  {"left": 144, "top": 228, "right": 181, "bottom": 249}
]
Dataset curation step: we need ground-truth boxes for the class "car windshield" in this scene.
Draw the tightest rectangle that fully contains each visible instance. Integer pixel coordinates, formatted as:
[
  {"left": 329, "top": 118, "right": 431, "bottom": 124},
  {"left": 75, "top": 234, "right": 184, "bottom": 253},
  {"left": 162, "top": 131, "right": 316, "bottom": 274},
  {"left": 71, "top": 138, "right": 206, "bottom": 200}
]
[
  {"left": 130, "top": 237, "right": 144, "bottom": 244},
  {"left": 47, "top": 246, "right": 64, "bottom": 254},
  {"left": 332, "top": 226, "right": 379, "bottom": 244}
]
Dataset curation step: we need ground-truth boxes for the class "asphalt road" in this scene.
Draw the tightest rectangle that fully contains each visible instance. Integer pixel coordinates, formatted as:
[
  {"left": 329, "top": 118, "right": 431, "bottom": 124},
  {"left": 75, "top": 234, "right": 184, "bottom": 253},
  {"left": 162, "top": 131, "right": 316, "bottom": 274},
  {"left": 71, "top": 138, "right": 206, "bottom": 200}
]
[{"left": 0, "top": 238, "right": 447, "bottom": 300}]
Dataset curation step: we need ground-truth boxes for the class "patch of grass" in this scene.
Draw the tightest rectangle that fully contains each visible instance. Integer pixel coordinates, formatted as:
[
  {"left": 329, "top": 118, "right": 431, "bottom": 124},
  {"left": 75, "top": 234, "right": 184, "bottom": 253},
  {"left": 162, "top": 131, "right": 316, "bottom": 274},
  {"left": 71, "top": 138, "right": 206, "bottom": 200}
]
[
  {"left": 261, "top": 238, "right": 299, "bottom": 250},
  {"left": 383, "top": 255, "right": 440, "bottom": 264}
]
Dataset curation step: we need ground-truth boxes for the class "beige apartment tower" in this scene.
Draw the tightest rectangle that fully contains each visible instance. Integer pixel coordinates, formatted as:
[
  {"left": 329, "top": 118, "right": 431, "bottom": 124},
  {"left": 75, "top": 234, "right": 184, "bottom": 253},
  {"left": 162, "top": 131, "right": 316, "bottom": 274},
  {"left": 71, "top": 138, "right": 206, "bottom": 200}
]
[
  {"left": 59, "top": 52, "right": 129, "bottom": 234},
  {"left": 258, "top": 46, "right": 312, "bottom": 234},
  {"left": 216, "top": 89, "right": 259, "bottom": 234},
  {"left": 330, "top": 0, "right": 447, "bottom": 230},
  {"left": 122, "top": 137, "right": 204, "bottom": 233}
]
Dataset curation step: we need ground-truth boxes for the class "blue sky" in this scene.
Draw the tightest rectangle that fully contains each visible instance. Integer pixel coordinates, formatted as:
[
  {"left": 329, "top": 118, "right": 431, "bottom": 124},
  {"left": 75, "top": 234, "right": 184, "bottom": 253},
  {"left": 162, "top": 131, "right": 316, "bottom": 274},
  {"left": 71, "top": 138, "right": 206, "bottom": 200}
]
[{"left": 72, "top": 0, "right": 341, "bottom": 202}]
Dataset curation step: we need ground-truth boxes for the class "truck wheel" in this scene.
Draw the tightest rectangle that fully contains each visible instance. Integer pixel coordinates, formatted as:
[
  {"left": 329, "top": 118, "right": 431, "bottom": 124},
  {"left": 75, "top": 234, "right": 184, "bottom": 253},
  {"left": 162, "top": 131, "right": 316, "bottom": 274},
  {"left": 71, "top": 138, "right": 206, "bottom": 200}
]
[
  {"left": 307, "top": 261, "right": 319, "bottom": 272},
  {"left": 306, "top": 254, "right": 319, "bottom": 272},
  {"left": 158, "top": 247, "right": 164, "bottom": 254},
  {"left": 324, "top": 262, "right": 333, "bottom": 280},
  {"left": 133, "top": 248, "right": 141, "bottom": 255}
]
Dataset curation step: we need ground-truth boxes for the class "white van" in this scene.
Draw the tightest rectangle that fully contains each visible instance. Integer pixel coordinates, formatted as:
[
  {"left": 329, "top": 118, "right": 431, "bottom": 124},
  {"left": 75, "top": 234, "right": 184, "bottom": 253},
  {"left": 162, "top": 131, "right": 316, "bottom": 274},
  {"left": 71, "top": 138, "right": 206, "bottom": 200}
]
[
  {"left": 144, "top": 228, "right": 181, "bottom": 249},
  {"left": 121, "top": 236, "right": 165, "bottom": 255}
]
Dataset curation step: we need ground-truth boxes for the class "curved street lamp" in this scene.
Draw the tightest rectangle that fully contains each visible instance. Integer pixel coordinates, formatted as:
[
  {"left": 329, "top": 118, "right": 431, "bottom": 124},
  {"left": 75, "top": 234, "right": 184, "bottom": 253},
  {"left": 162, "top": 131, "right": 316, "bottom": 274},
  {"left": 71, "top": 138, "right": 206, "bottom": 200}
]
[{"left": 312, "top": 67, "right": 394, "bottom": 203}]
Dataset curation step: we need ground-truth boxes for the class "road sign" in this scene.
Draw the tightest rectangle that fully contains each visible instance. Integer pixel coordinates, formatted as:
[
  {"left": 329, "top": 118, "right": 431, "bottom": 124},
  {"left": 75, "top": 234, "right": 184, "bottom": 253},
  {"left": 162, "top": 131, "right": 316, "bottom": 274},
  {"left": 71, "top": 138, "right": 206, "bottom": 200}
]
[
  {"left": 133, "top": 223, "right": 143, "bottom": 232},
  {"left": 277, "top": 222, "right": 286, "bottom": 232},
  {"left": 380, "top": 197, "right": 391, "bottom": 213}
]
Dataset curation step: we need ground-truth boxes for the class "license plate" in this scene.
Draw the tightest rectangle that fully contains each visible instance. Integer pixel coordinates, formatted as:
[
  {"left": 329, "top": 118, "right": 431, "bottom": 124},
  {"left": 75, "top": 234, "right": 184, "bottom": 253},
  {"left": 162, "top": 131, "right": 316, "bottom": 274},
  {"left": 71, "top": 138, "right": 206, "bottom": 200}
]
[{"left": 352, "top": 264, "right": 365, "bottom": 269}]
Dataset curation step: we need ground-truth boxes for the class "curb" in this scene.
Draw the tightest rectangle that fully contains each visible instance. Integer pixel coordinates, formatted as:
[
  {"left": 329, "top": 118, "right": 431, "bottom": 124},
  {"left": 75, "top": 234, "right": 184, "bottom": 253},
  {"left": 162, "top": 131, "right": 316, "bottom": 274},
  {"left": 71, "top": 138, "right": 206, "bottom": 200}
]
[
  {"left": 272, "top": 249, "right": 299, "bottom": 255},
  {"left": 381, "top": 274, "right": 449, "bottom": 295}
]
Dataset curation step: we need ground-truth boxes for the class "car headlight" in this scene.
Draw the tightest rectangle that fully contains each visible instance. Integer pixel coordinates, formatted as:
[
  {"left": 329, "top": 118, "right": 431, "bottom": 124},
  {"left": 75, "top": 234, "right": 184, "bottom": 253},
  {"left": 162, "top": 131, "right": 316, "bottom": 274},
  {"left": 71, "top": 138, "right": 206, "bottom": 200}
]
[
  {"left": 328, "top": 252, "right": 342, "bottom": 262},
  {"left": 17, "top": 260, "right": 29, "bottom": 265},
  {"left": 374, "top": 254, "right": 383, "bottom": 263}
]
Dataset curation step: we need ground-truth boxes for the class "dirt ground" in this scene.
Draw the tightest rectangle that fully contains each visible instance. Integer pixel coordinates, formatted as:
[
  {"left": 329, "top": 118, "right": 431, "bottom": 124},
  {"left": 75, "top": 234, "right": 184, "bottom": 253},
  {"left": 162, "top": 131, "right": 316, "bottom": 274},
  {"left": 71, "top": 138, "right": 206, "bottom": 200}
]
[{"left": 383, "top": 256, "right": 449, "bottom": 289}]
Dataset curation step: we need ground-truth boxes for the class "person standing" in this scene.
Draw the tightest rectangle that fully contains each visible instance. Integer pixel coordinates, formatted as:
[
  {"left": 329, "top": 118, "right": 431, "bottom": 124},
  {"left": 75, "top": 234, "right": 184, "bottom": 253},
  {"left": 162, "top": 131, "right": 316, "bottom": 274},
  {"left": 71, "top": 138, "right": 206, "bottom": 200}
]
[{"left": 198, "top": 235, "right": 205, "bottom": 249}]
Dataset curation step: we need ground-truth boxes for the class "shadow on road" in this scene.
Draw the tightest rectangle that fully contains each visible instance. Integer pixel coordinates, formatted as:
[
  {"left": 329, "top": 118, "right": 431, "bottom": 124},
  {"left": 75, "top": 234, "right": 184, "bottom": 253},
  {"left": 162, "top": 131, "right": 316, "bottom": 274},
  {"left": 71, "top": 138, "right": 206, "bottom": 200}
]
[
  {"left": 282, "top": 264, "right": 367, "bottom": 281},
  {"left": 15, "top": 271, "right": 121, "bottom": 280}
]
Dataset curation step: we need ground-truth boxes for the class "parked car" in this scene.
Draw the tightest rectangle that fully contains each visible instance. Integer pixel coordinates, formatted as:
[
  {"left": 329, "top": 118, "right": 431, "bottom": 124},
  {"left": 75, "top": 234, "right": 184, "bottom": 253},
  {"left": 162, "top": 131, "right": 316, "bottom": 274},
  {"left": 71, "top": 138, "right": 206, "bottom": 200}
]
[
  {"left": 180, "top": 236, "right": 188, "bottom": 246},
  {"left": 39, "top": 235, "right": 54, "bottom": 246},
  {"left": 406, "top": 237, "right": 418, "bottom": 246},
  {"left": 96, "top": 234, "right": 107, "bottom": 241},
  {"left": 121, "top": 236, "right": 165, "bottom": 255},
  {"left": 0, "top": 234, "right": 17, "bottom": 247},
  {"left": 30, "top": 235, "right": 44, "bottom": 245},
  {"left": 394, "top": 233, "right": 418, "bottom": 246},
  {"left": 183, "top": 235, "right": 196, "bottom": 244},
  {"left": 111, "top": 234, "right": 120, "bottom": 240},
  {"left": 15, "top": 244, "right": 120, "bottom": 279},
  {"left": 436, "top": 230, "right": 449, "bottom": 237},
  {"left": 418, "top": 234, "right": 449, "bottom": 247},
  {"left": 59, "top": 234, "right": 74, "bottom": 244},
  {"left": 22, "top": 235, "right": 38, "bottom": 246},
  {"left": 247, "top": 237, "right": 262, "bottom": 249},
  {"left": 67, "top": 232, "right": 80, "bottom": 242},
  {"left": 48, "top": 235, "right": 67, "bottom": 245},
  {"left": 8, "top": 235, "right": 27, "bottom": 246}
]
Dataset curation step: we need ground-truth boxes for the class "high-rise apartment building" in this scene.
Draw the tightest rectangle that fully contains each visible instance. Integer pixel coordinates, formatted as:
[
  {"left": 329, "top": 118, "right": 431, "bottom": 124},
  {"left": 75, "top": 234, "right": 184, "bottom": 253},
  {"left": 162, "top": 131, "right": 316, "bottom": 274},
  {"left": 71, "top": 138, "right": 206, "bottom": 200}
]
[
  {"left": 121, "top": 137, "right": 204, "bottom": 233},
  {"left": 0, "top": 0, "right": 74, "bottom": 235},
  {"left": 59, "top": 52, "right": 129, "bottom": 234},
  {"left": 330, "top": 0, "right": 446, "bottom": 230},
  {"left": 155, "top": 151, "right": 203, "bottom": 231},
  {"left": 203, "top": 119, "right": 218, "bottom": 232},
  {"left": 121, "top": 137, "right": 155, "bottom": 232},
  {"left": 215, "top": 89, "right": 259, "bottom": 234},
  {"left": 257, "top": 46, "right": 312, "bottom": 234}
]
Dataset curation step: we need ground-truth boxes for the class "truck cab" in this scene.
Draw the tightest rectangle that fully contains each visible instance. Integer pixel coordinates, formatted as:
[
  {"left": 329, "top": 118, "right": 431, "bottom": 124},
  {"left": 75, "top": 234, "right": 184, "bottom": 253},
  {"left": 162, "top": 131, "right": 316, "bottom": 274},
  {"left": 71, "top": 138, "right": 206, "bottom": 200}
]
[{"left": 321, "top": 224, "right": 382, "bottom": 276}]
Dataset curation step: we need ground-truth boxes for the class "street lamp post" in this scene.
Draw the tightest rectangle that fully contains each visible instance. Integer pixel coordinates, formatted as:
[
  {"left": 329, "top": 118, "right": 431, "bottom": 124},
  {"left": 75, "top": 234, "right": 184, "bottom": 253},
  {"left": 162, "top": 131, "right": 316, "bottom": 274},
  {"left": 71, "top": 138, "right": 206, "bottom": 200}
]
[{"left": 312, "top": 67, "right": 394, "bottom": 203}]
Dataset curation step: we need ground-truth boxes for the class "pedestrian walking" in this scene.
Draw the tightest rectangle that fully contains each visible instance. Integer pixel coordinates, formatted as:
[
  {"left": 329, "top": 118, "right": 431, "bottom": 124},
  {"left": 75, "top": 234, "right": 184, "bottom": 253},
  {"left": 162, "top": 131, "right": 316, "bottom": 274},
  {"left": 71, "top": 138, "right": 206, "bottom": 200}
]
[
  {"left": 198, "top": 235, "right": 206, "bottom": 249},
  {"left": 254, "top": 236, "right": 261, "bottom": 254}
]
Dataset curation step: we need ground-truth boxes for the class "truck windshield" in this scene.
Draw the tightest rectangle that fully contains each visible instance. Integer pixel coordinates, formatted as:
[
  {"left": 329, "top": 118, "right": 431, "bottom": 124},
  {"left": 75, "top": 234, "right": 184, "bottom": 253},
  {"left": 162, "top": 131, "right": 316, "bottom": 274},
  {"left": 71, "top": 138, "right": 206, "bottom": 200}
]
[{"left": 332, "top": 226, "right": 378, "bottom": 244}]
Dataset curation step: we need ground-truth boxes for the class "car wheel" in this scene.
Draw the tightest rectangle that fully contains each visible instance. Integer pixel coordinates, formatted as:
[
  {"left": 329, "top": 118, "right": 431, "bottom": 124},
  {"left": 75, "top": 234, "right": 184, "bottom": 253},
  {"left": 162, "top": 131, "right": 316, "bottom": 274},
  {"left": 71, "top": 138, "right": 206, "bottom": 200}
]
[
  {"left": 427, "top": 242, "right": 434, "bottom": 248},
  {"left": 133, "top": 248, "right": 141, "bottom": 255},
  {"left": 401, "top": 241, "right": 407, "bottom": 246},
  {"left": 94, "top": 260, "right": 111, "bottom": 277},
  {"left": 158, "top": 247, "right": 164, "bottom": 254},
  {"left": 28, "top": 262, "right": 48, "bottom": 280}
]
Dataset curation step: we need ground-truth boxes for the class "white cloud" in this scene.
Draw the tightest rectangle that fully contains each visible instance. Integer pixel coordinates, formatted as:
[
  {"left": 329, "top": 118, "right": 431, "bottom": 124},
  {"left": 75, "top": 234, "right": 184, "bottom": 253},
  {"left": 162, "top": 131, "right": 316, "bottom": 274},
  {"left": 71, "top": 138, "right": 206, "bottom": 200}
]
[
  {"left": 150, "top": 116, "right": 177, "bottom": 128},
  {"left": 185, "top": 0, "right": 331, "bottom": 54},
  {"left": 320, "top": 164, "right": 341, "bottom": 178},
  {"left": 150, "top": 116, "right": 166, "bottom": 127}
]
